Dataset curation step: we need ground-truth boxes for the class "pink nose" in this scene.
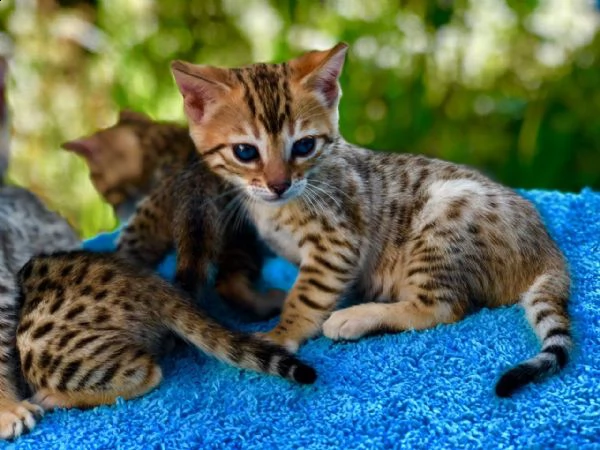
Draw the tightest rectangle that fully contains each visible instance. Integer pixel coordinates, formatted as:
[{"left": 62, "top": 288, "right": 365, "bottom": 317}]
[{"left": 268, "top": 181, "right": 291, "bottom": 197}]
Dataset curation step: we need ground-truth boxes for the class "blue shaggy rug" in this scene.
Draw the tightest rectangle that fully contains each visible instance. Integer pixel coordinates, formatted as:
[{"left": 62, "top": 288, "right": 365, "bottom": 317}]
[{"left": 4, "top": 189, "right": 600, "bottom": 449}]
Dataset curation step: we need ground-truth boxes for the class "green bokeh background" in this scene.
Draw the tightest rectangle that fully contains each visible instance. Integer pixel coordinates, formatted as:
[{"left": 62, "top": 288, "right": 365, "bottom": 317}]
[{"left": 1, "top": 0, "right": 599, "bottom": 237}]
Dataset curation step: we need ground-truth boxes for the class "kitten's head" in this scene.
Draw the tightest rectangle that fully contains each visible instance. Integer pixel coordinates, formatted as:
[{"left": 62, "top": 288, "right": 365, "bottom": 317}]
[
  {"left": 171, "top": 43, "right": 348, "bottom": 205},
  {"left": 61, "top": 110, "right": 152, "bottom": 221}
]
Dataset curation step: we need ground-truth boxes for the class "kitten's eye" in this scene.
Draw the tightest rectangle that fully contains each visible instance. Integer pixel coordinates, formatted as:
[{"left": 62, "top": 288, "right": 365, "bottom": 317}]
[
  {"left": 291, "top": 137, "right": 316, "bottom": 158},
  {"left": 233, "top": 144, "right": 260, "bottom": 163}
]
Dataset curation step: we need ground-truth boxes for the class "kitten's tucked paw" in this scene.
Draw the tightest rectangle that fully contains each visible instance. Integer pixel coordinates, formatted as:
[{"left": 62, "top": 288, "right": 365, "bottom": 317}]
[
  {"left": 255, "top": 329, "right": 300, "bottom": 353},
  {"left": 323, "top": 308, "right": 379, "bottom": 341},
  {"left": 31, "top": 390, "right": 72, "bottom": 411},
  {"left": 0, "top": 398, "right": 44, "bottom": 440}
]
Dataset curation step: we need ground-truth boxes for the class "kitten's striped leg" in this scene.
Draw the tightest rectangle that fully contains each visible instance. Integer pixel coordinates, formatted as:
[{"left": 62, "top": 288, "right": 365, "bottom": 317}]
[
  {"left": 323, "top": 299, "right": 461, "bottom": 341},
  {"left": 323, "top": 271, "right": 468, "bottom": 341},
  {"left": 30, "top": 348, "right": 162, "bottom": 410},
  {"left": 258, "top": 248, "right": 358, "bottom": 352}
]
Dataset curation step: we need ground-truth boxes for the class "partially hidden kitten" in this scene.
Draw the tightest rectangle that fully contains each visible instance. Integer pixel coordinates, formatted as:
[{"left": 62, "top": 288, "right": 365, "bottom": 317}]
[
  {"left": 65, "top": 112, "right": 284, "bottom": 317},
  {"left": 0, "top": 56, "right": 80, "bottom": 439},
  {"left": 15, "top": 250, "right": 315, "bottom": 413},
  {"left": 169, "top": 43, "right": 572, "bottom": 397},
  {"left": 62, "top": 110, "right": 193, "bottom": 222}
]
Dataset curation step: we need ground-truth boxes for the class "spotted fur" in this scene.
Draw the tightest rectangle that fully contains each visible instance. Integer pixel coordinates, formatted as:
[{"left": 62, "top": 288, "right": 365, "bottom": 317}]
[
  {"left": 171, "top": 43, "right": 572, "bottom": 397},
  {"left": 15, "top": 250, "right": 316, "bottom": 412}
]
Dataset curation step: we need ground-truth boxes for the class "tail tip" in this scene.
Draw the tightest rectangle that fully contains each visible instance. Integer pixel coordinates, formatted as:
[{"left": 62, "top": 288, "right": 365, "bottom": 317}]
[
  {"left": 495, "top": 364, "right": 539, "bottom": 398},
  {"left": 495, "top": 370, "right": 522, "bottom": 398},
  {"left": 293, "top": 364, "right": 317, "bottom": 385}
]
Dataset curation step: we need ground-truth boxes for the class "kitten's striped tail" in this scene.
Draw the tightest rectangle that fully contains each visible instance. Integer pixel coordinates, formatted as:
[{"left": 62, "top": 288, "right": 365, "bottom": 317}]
[
  {"left": 495, "top": 268, "right": 572, "bottom": 397},
  {"left": 162, "top": 298, "right": 317, "bottom": 385}
]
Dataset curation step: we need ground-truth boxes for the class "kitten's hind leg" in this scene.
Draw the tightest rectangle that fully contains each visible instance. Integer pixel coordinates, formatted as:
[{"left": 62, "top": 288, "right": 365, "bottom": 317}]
[
  {"left": 323, "top": 296, "right": 463, "bottom": 341},
  {"left": 31, "top": 349, "right": 162, "bottom": 410}
]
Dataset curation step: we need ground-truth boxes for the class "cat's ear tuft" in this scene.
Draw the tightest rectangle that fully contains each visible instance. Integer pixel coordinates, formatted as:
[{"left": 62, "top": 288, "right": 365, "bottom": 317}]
[
  {"left": 61, "top": 138, "right": 97, "bottom": 162},
  {"left": 118, "top": 110, "right": 152, "bottom": 123},
  {"left": 171, "top": 60, "right": 231, "bottom": 124},
  {"left": 291, "top": 42, "right": 349, "bottom": 107}
]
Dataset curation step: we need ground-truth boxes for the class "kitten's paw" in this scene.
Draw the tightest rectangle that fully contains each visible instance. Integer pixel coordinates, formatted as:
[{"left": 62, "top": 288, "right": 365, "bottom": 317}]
[
  {"left": 255, "top": 329, "right": 300, "bottom": 353},
  {"left": 31, "top": 390, "right": 72, "bottom": 411},
  {"left": 0, "top": 398, "right": 44, "bottom": 440},
  {"left": 323, "top": 308, "right": 379, "bottom": 341}
]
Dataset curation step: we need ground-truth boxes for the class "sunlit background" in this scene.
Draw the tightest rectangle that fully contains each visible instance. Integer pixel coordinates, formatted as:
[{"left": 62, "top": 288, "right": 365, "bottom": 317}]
[{"left": 1, "top": 0, "right": 599, "bottom": 238}]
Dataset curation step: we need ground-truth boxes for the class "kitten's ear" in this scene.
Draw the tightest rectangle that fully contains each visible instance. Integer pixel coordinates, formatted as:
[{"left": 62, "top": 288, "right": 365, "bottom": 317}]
[
  {"left": 290, "top": 42, "right": 349, "bottom": 107},
  {"left": 118, "top": 110, "right": 151, "bottom": 123},
  {"left": 61, "top": 137, "right": 98, "bottom": 162},
  {"left": 171, "top": 60, "right": 232, "bottom": 124}
]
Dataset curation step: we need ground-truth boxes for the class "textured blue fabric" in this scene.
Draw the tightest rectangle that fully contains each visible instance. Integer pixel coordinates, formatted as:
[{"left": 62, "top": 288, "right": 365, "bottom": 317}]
[{"left": 5, "top": 189, "right": 600, "bottom": 449}]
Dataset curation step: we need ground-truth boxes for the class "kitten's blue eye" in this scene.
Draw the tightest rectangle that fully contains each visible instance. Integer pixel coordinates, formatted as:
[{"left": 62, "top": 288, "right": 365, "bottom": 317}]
[
  {"left": 233, "top": 144, "right": 259, "bottom": 162},
  {"left": 291, "top": 137, "right": 316, "bottom": 158}
]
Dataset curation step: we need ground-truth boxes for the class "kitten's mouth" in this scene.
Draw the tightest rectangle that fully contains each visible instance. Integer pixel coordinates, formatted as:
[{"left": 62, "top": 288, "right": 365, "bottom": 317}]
[
  {"left": 251, "top": 182, "right": 306, "bottom": 205},
  {"left": 258, "top": 193, "right": 297, "bottom": 205}
]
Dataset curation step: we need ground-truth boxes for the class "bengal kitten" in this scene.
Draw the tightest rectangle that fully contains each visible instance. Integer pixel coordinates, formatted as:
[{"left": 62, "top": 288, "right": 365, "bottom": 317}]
[
  {"left": 16, "top": 250, "right": 315, "bottom": 412},
  {"left": 62, "top": 110, "right": 193, "bottom": 222},
  {"left": 170, "top": 43, "right": 572, "bottom": 397},
  {"left": 63, "top": 111, "right": 283, "bottom": 318},
  {"left": 0, "top": 56, "right": 80, "bottom": 439}
]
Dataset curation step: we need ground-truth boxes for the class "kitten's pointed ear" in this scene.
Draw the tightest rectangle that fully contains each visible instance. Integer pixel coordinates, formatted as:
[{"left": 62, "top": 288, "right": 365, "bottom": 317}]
[
  {"left": 290, "top": 42, "right": 349, "bottom": 107},
  {"left": 118, "top": 110, "right": 151, "bottom": 123},
  {"left": 171, "top": 60, "right": 232, "bottom": 124},
  {"left": 61, "top": 137, "right": 98, "bottom": 162}
]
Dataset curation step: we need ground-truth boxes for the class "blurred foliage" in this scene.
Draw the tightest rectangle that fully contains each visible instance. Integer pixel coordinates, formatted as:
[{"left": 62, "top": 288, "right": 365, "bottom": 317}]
[{"left": 0, "top": 0, "right": 599, "bottom": 238}]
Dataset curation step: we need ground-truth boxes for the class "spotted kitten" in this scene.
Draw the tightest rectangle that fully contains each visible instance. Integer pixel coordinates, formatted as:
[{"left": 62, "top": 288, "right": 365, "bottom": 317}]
[
  {"left": 16, "top": 251, "right": 315, "bottom": 412},
  {"left": 170, "top": 43, "right": 571, "bottom": 397},
  {"left": 0, "top": 56, "right": 80, "bottom": 439}
]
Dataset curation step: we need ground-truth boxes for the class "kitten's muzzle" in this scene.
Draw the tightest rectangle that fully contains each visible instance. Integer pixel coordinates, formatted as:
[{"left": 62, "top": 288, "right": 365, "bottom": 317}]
[{"left": 267, "top": 181, "right": 291, "bottom": 197}]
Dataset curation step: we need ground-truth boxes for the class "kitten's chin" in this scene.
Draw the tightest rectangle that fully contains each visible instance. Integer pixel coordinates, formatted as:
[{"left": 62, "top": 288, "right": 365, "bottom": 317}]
[{"left": 254, "top": 193, "right": 298, "bottom": 207}]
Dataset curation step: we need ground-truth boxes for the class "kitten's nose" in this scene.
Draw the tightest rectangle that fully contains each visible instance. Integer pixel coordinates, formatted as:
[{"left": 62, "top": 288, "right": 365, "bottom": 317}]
[{"left": 268, "top": 181, "right": 291, "bottom": 197}]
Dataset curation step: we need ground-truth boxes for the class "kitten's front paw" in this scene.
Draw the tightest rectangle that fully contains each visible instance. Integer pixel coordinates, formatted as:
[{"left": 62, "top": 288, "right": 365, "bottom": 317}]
[
  {"left": 323, "top": 308, "right": 378, "bottom": 341},
  {"left": 0, "top": 398, "right": 44, "bottom": 440},
  {"left": 255, "top": 328, "right": 300, "bottom": 353}
]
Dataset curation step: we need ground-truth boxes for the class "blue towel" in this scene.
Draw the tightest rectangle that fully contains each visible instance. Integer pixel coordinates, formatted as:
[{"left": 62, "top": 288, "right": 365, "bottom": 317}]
[{"left": 4, "top": 189, "right": 600, "bottom": 449}]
